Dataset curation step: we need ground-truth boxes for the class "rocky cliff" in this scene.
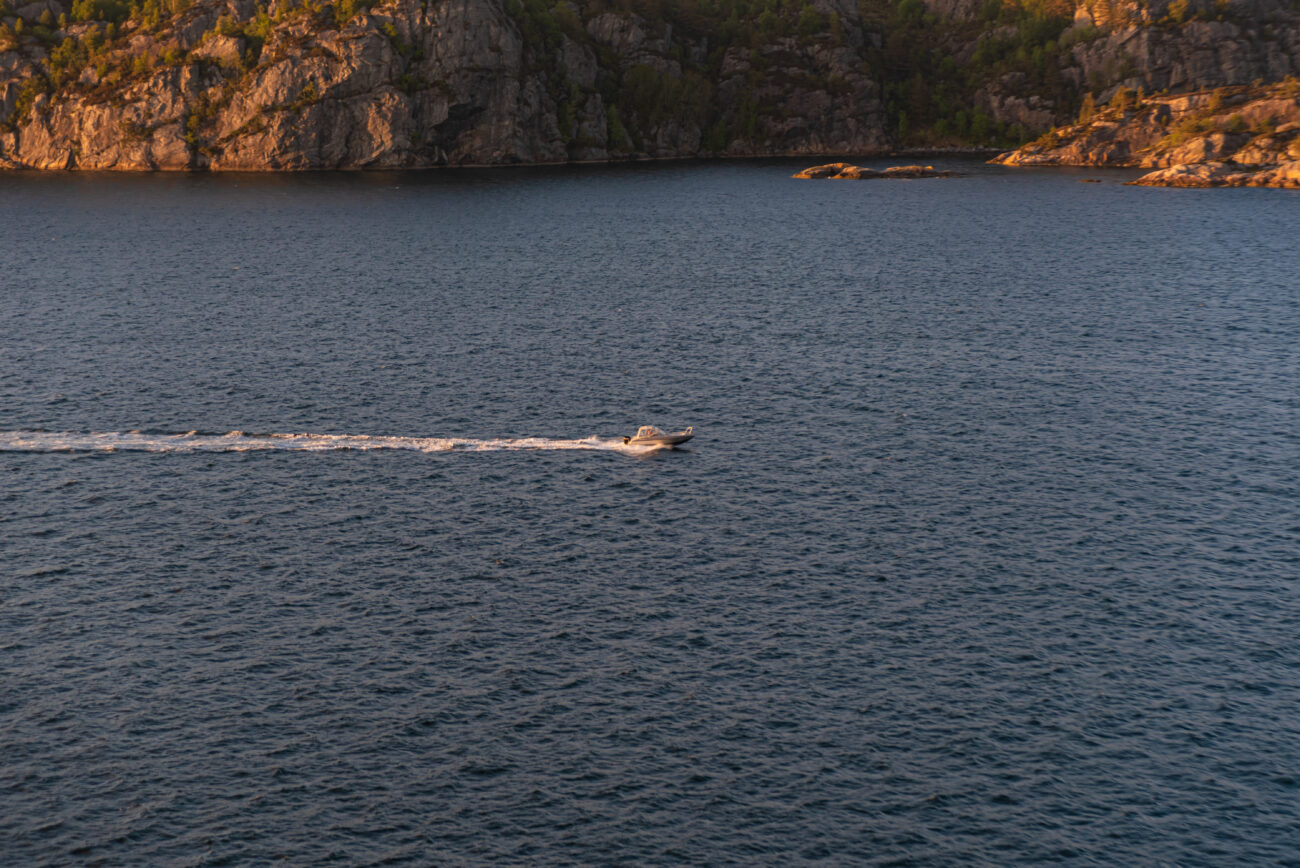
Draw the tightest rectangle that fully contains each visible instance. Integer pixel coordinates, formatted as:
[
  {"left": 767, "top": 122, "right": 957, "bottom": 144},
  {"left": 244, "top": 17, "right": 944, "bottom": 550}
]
[
  {"left": 0, "top": 0, "right": 888, "bottom": 169},
  {"left": 3, "top": 0, "right": 1300, "bottom": 170},
  {"left": 887, "top": 0, "right": 1300, "bottom": 144},
  {"left": 992, "top": 79, "right": 1300, "bottom": 185}
]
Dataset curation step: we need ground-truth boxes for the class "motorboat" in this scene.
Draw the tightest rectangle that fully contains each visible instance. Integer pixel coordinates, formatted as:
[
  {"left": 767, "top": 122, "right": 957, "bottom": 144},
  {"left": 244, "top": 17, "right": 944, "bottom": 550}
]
[{"left": 623, "top": 425, "right": 694, "bottom": 447}]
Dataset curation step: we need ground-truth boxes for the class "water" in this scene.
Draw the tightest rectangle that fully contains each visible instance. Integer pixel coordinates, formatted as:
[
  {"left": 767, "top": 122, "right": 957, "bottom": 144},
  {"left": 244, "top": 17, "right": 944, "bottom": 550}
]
[{"left": 2, "top": 161, "right": 1298, "bottom": 864}]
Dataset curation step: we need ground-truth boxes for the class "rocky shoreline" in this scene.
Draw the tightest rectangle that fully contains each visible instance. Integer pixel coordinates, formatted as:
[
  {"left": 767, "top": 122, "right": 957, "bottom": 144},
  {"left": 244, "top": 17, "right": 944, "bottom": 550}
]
[
  {"left": 992, "top": 81, "right": 1300, "bottom": 188},
  {"left": 1128, "top": 160, "right": 1300, "bottom": 187},
  {"left": 4, "top": 0, "right": 1300, "bottom": 174}
]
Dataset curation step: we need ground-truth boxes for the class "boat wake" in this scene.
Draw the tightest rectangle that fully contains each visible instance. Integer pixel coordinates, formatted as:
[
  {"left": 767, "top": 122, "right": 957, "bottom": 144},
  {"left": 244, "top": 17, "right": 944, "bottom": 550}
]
[{"left": 0, "top": 430, "right": 659, "bottom": 455}]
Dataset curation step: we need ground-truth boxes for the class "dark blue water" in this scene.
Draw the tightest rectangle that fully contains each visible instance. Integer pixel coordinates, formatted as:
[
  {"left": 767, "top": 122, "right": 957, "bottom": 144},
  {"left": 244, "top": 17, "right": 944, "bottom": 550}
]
[{"left": 3, "top": 161, "right": 1298, "bottom": 864}]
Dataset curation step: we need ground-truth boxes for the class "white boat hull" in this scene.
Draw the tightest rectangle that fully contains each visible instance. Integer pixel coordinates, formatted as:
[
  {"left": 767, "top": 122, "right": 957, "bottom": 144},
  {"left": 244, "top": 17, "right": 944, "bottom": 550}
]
[{"left": 623, "top": 427, "right": 693, "bottom": 447}]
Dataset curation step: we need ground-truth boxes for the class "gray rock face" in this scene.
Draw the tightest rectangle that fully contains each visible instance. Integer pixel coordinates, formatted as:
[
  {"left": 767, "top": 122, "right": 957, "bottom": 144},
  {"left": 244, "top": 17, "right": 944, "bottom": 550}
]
[
  {"left": 3, "top": 0, "right": 1298, "bottom": 170},
  {"left": 0, "top": 0, "right": 887, "bottom": 170},
  {"left": 920, "top": 0, "right": 1300, "bottom": 134},
  {"left": 1064, "top": 17, "right": 1300, "bottom": 97}
]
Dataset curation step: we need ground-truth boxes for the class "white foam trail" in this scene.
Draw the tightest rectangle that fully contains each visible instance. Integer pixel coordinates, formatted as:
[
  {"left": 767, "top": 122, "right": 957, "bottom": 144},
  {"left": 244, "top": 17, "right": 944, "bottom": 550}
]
[{"left": 0, "top": 430, "right": 663, "bottom": 455}]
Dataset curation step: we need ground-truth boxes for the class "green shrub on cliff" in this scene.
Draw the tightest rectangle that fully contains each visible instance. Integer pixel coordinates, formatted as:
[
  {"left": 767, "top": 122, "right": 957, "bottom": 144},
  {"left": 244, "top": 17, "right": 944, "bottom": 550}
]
[
  {"left": 874, "top": 0, "right": 1075, "bottom": 146},
  {"left": 618, "top": 63, "right": 712, "bottom": 137},
  {"left": 1251, "top": 115, "right": 1277, "bottom": 135},
  {"left": 1160, "top": 114, "right": 1215, "bottom": 147},
  {"left": 208, "top": 8, "right": 273, "bottom": 66},
  {"left": 1109, "top": 85, "right": 1137, "bottom": 111},
  {"left": 129, "top": 0, "right": 166, "bottom": 28},
  {"left": 71, "top": 0, "right": 131, "bottom": 24},
  {"left": 332, "top": 0, "right": 370, "bottom": 28},
  {"left": 1162, "top": 0, "right": 1234, "bottom": 25},
  {"left": 606, "top": 105, "right": 631, "bottom": 151},
  {"left": 3, "top": 75, "right": 50, "bottom": 131},
  {"left": 796, "top": 4, "right": 827, "bottom": 36},
  {"left": 506, "top": 0, "right": 565, "bottom": 55},
  {"left": 289, "top": 81, "right": 320, "bottom": 112},
  {"left": 244, "top": 9, "right": 272, "bottom": 61},
  {"left": 1077, "top": 92, "right": 1096, "bottom": 122},
  {"left": 46, "top": 37, "right": 89, "bottom": 87},
  {"left": 1060, "top": 24, "right": 1102, "bottom": 48}
]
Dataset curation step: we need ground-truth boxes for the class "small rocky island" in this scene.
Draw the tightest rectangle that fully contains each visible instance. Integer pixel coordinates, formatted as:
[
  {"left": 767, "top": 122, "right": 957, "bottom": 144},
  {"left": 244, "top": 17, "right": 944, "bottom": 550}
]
[
  {"left": 793, "top": 163, "right": 958, "bottom": 180},
  {"left": 992, "top": 80, "right": 1300, "bottom": 188}
]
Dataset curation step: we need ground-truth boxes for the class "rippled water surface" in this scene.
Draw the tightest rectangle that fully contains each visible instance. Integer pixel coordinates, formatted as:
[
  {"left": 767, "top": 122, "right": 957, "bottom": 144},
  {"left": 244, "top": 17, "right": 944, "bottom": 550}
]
[{"left": 3, "top": 161, "right": 1298, "bottom": 865}]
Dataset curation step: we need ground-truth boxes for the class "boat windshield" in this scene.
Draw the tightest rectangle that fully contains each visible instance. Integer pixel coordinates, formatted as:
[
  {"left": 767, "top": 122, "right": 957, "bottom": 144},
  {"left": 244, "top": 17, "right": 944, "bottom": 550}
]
[{"left": 635, "top": 426, "right": 663, "bottom": 438}]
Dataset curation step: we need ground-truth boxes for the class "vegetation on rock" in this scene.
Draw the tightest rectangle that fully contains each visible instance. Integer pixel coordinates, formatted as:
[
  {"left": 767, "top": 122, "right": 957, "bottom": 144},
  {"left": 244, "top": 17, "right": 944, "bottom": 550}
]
[
  {"left": 1, "top": 0, "right": 1298, "bottom": 169},
  {"left": 993, "top": 78, "right": 1300, "bottom": 186}
]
